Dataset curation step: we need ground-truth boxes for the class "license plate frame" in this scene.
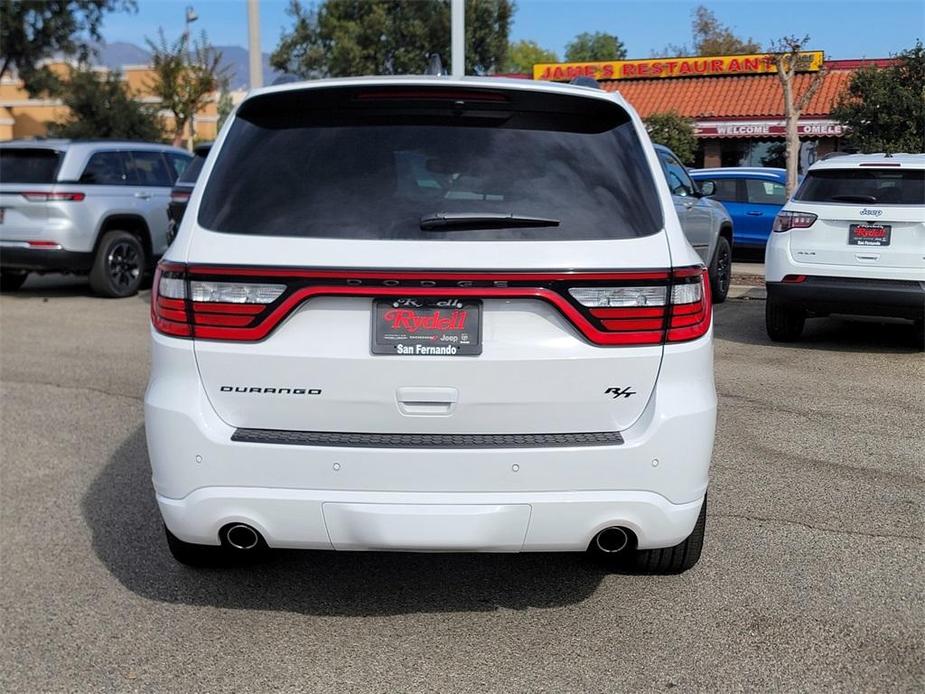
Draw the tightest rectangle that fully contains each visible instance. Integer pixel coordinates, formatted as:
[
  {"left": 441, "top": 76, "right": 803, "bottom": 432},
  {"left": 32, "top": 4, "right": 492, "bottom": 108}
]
[
  {"left": 848, "top": 223, "right": 891, "bottom": 247},
  {"left": 371, "top": 297, "right": 482, "bottom": 356}
]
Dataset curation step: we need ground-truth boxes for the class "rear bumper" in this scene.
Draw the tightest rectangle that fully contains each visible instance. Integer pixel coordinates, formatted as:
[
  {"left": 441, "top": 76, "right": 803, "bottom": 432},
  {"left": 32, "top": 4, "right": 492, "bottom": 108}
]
[
  {"left": 767, "top": 276, "right": 925, "bottom": 320},
  {"left": 0, "top": 245, "right": 93, "bottom": 273},
  {"left": 158, "top": 488, "right": 705, "bottom": 552},
  {"left": 145, "top": 329, "right": 716, "bottom": 552}
]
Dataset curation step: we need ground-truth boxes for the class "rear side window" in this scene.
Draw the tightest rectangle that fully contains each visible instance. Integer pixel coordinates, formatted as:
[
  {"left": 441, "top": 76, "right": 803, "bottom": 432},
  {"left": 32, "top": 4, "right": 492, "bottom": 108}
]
[
  {"left": 795, "top": 168, "right": 925, "bottom": 205},
  {"left": 704, "top": 178, "right": 739, "bottom": 202},
  {"left": 177, "top": 152, "right": 207, "bottom": 184},
  {"left": 0, "top": 148, "right": 62, "bottom": 183},
  {"left": 658, "top": 152, "right": 695, "bottom": 197},
  {"left": 746, "top": 179, "right": 787, "bottom": 205},
  {"left": 80, "top": 151, "right": 130, "bottom": 185},
  {"left": 199, "top": 87, "right": 663, "bottom": 241},
  {"left": 127, "top": 151, "right": 173, "bottom": 186},
  {"left": 165, "top": 153, "right": 193, "bottom": 181}
]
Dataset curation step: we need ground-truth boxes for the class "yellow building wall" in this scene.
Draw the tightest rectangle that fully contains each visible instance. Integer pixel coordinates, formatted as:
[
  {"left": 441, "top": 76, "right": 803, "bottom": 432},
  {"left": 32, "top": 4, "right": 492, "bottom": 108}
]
[{"left": 0, "top": 62, "right": 219, "bottom": 143}]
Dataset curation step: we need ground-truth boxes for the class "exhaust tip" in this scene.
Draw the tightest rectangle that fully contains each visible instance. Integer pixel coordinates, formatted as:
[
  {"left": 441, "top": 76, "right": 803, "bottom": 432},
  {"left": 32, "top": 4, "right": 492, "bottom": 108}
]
[
  {"left": 222, "top": 523, "right": 261, "bottom": 551},
  {"left": 594, "top": 526, "right": 629, "bottom": 554}
]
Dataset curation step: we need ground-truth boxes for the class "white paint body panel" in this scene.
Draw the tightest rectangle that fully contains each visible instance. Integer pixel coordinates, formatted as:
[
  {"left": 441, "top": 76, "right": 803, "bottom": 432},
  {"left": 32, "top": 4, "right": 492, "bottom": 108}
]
[{"left": 145, "top": 76, "right": 715, "bottom": 552}]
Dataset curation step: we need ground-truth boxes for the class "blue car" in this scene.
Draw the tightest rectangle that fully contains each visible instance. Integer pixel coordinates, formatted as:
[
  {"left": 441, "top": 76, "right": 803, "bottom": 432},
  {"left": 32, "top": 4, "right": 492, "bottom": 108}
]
[{"left": 690, "top": 167, "right": 789, "bottom": 250}]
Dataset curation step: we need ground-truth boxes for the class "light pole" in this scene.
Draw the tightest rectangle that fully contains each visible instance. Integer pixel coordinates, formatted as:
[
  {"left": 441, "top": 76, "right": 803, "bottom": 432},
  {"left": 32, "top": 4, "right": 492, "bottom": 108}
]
[
  {"left": 247, "top": 0, "right": 262, "bottom": 89},
  {"left": 184, "top": 5, "right": 198, "bottom": 151},
  {"left": 451, "top": 0, "right": 465, "bottom": 77}
]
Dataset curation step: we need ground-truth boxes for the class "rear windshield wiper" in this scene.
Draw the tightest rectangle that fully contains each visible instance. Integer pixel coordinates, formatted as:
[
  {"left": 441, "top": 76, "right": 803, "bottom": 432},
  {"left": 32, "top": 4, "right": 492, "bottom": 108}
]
[
  {"left": 829, "top": 194, "right": 878, "bottom": 203},
  {"left": 420, "top": 212, "right": 560, "bottom": 231}
]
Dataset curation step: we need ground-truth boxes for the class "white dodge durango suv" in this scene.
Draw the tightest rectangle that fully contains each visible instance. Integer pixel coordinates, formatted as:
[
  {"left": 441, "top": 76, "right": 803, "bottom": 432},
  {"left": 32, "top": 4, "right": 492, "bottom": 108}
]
[
  {"left": 145, "top": 77, "right": 717, "bottom": 573},
  {"left": 765, "top": 153, "right": 925, "bottom": 344}
]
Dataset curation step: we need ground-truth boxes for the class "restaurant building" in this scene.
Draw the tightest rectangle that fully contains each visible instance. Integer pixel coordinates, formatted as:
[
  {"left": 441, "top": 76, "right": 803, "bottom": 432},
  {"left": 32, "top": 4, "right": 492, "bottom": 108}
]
[
  {"left": 532, "top": 52, "right": 893, "bottom": 172},
  {"left": 0, "top": 61, "right": 232, "bottom": 145}
]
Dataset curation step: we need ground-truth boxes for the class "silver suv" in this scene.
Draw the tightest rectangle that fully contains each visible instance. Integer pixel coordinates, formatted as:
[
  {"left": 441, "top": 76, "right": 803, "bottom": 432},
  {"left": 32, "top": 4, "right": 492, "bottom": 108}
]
[
  {"left": 653, "top": 145, "right": 734, "bottom": 302},
  {"left": 0, "top": 140, "right": 191, "bottom": 296}
]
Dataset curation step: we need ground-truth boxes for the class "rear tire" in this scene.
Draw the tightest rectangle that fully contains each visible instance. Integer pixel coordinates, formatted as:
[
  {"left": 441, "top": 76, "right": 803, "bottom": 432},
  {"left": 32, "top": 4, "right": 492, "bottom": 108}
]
[
  {"left": 766, "top": 298, "right": 805, "bottom": 341},
  {"left": 626, "top": 495, "right": 707, "bottom": 574},
  {"left": 709, "top": 236, "right": 732, "bottom": 304},
  {"left": 0, "top": 271, "right": 28, "bottom": 292},
  {"left": 89, "top": 231, "right": 146, "bottom": 298},
  {"left": 594, "top": 496, "right": 708, "bottom": 574},
  {"left": 164, "top": 525, "right": 226, "bottom": 567}
]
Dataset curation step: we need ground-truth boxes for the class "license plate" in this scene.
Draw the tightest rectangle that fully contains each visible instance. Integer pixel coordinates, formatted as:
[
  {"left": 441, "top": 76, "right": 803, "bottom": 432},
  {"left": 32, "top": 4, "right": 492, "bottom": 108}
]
[
  {"left": 372, "top": 298, "right": 482, "bottom": 356},
  {"left": 849, "top": 223, "right": 891, "bottom": 247}
]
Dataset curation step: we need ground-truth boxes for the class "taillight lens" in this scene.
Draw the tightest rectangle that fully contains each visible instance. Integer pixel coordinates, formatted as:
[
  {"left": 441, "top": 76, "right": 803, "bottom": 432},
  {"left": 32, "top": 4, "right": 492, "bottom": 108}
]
[
  {"left": 21, "top": 191, "right": 85, "bottom": 202},
  {"left": 151, "top": 262, "right": 283, "bottom": 338},
  {"left": 170, "top": 190, "right": 191, "bottom": 203},
  {"left": 151, "top": 264, "right": 711, "bottom": 345},
  {"left": 772, "top": 211, "right": 817, "bottom": 232},
  {"left": 568, "top": 267, "right": 710, "bottom": 345}
]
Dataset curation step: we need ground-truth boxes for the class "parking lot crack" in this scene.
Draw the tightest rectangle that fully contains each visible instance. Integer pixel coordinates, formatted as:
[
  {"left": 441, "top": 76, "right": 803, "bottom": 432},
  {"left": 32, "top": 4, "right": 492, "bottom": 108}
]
[{"left": 711, "top": 511, "right": 923, "bottom": 542}]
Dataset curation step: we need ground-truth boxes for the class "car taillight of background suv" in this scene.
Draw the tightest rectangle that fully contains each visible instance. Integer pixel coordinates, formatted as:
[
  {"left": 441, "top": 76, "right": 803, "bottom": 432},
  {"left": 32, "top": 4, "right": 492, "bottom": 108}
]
[{"left": 144, "top": 78, "right": 717, "bottom": 573}]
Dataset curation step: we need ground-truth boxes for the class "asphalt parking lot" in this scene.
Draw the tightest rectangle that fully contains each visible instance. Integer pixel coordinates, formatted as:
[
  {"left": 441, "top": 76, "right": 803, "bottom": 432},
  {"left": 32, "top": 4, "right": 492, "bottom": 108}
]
[{"left": 1, "top": 274, "right": 922, "bottom": 693}]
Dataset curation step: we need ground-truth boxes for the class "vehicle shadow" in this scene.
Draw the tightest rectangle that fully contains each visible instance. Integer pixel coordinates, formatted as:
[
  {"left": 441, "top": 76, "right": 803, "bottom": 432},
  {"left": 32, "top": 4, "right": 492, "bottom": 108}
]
[
  {"left": 2, "top": 274, "right": 152, "bottom": 301},
  {"left": 714, "top": 300, "right": 923, "bottom": 354},
  {"left": 82, "top": 426, "right": 609, "bottom": 616}
]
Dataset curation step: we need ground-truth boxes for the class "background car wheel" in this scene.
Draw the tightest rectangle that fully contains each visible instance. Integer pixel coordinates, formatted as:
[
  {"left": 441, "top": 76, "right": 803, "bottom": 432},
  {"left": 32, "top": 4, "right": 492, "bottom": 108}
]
[
  {"left": 89, "top": 231, "right": 146, "bottom": 298},
  {"left": 708, "top": 236, "right": 732, "bottom": 304},
  {"left": 0, "top": 271, "right": 29, "bottom": 292},
  {"left": 594, "top": 495, "right": 707, "bottom": 574},
  {"left": 766, "top": 298, "right": 806, "bottom": 341}
]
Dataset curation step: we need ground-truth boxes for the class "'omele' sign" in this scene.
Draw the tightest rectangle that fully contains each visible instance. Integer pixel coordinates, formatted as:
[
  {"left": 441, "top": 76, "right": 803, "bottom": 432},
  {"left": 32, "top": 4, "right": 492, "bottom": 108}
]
[{"left": 533, "top": 51, "right": 824, "bottom": 82}]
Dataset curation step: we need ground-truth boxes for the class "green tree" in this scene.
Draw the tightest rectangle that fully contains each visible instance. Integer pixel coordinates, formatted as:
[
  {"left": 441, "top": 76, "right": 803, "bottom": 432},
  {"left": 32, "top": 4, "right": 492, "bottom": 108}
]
[
  {"left": 832, "top": 41, "right": 925, "bottom": 154},
  {"left": 216, "top": 82, "right": 235, "bottom": 133},
  {"left": 271, "top": 0, "right": 513, "bottom": 78},
  {"left": 644, "top": 111, "right": 698, "bottom": 165},
  {"left": 146, "top": 28, "right": 226, "bottom": 147},
  {"left": 505, "top": 39, "right": 557, "bottom": 73},
  {"left": 564, "top": 31, "right": 626, "bottom": 62},
  {"left": 0, "top": 0, "right": 136, "bottom": 91},
  {"left": 657, "top": 5, "right": 760, "bottom": 57},
  {"left": 45, "top": 66, "right": 162, "bottom": 140}
]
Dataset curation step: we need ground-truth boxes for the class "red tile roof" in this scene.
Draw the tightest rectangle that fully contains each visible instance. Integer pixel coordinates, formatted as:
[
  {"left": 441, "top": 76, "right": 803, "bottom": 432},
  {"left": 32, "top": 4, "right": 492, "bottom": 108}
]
[{"left": 601, "top": 69, "right": 854, "bottom": 120}]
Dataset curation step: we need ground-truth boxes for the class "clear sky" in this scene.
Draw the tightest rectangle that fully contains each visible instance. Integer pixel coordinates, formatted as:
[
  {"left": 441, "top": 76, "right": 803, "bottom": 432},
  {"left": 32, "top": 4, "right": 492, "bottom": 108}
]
[{"left": 100, "top": 0, "right": 924, "bottom": 60}]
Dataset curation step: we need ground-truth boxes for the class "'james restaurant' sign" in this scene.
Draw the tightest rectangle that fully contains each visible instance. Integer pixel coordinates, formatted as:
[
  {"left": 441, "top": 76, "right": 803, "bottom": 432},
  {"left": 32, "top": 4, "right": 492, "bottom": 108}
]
[{"left": 533, "top": 51, "right": 825, "bottom": 82}]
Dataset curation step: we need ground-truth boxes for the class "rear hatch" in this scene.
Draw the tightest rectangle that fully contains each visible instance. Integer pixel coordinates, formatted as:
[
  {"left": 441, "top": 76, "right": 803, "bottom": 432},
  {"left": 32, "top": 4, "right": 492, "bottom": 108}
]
[
  {"left": 0, "top": 147, "right": 64, "bottom": 242},
  {"left": 787, "top": 166, "right": 925, "bottom": 270},
  {"left": 164, "top": 83, "right": 706, "bottom": 435}
]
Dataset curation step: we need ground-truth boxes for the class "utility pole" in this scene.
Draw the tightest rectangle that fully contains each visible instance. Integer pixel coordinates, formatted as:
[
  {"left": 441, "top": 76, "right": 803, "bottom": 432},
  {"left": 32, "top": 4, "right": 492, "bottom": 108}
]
[
  {"left": 247, "top": 0, "right": 262, "bottom": 89},
  {"left": 451, "top": 0, "right": 465, "bottom": 77}
]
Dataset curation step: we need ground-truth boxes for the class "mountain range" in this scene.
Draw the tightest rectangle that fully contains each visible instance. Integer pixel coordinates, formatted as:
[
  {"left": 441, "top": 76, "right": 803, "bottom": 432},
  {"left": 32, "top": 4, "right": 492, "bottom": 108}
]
[{"left": 93, "top": 41, "right": 283, "bottom": 90}]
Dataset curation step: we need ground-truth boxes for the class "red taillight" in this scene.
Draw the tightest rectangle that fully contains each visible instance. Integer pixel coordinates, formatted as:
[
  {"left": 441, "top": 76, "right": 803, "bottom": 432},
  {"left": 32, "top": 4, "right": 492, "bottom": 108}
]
[
  {"left": 152, "top": 262, "right": 280, "bottom": 339},
  {"left": 772, "top": 211, "right": 817, "bottom": 232},
  {"left": 170, "top": 190, "right": 191, "bottom": 203},
  {"left": 20, "top": 191, "right": 85, "bottom": 202},
  {"left": 26, "top": 240, "right": 63, "bottom": 248},
  {"left": 151, "top": 264, "right": 711, "bottom": 345},
  {"left": 782, "top": 274, "right": 807, "bottom": 283}
]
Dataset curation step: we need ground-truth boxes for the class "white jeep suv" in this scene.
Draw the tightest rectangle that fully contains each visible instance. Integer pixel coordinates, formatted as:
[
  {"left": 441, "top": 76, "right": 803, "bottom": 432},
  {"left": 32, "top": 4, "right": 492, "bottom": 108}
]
[
  {"left": 765, "top": 153, "right": 925, "bottom": 344},
  {"left": 145, "top": 77, "right": 716, "bottom": 573}
]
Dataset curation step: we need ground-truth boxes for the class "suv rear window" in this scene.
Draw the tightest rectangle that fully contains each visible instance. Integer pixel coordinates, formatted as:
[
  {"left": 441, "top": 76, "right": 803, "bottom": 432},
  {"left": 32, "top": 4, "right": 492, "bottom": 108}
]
[
  {"left": 0, "top": 148, "right": 62, "bottom": 183},
  {"left": 795, "top": 168, "right": 925, "bottom": 205},
  {"left": 199, "top": 87, "right": 663, "bottom": 241},
  {"left": 177, "top": 150, "right": 208, "bottom": 185}
]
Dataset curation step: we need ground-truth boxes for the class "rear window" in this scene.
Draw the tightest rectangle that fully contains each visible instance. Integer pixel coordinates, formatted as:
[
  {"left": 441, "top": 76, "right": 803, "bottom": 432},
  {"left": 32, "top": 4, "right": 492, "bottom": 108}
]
[
  {"left": 198, "top": 87, "right": 663, "bottom": 241},
  {"left": 0, "top": 148, "right": 63, "bottom": 183},
  {"left": 795, "top": 168, "right": 925, "bottom": 205}
]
